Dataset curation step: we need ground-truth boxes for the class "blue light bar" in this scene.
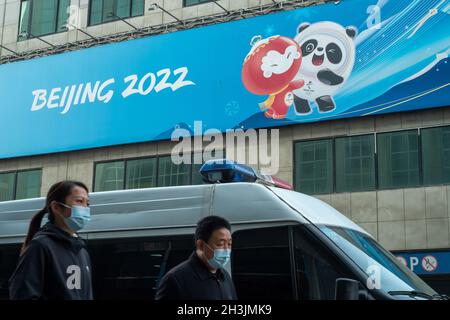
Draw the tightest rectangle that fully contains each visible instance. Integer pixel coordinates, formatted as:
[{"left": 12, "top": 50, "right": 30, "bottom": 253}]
[
  {"left": 199, "top": 159, "right": 257, "bottom": 183},
  {"left": 199, "top": 159, "right": 293, "bottom": 189}
]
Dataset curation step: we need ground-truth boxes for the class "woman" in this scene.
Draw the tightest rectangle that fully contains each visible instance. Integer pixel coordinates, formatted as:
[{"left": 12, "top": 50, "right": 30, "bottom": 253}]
[{"left": 9, "top": 180, "right": 93, "bottom": 300}]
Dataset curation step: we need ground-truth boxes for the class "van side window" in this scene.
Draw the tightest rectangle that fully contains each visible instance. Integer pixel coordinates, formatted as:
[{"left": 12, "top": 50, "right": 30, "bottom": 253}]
[
  {"left": 294, "top": 225, "right": 352, "bottom": 299},
  {"left": 232, "top": 225, "right": 352, "bottom": 300},
  {"left": 232, "top": 226, "right": 294, "bottom": 299},
  {"left": 87, "top": 235, "right": 194, "bottom": 299},
  {"left": 0, "top": 244, "right": 21, "bottom": 299}
]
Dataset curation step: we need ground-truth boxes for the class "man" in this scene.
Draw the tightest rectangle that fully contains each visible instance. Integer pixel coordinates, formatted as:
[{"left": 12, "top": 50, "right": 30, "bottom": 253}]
[{"left": 155, "top": 216, "right": 237, "bottom": 300}]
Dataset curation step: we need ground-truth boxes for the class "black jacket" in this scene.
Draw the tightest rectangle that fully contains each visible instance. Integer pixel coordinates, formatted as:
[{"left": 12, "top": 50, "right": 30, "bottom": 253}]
[
  {"left": 9, "top": 223, "right": 93, "bottom": 300},
  {"left": 155, "top": 252, "right": 237, "bottom": 300}
]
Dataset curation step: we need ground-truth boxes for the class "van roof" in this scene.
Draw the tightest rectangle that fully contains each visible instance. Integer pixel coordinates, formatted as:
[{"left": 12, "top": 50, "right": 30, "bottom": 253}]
[{"left": 0, "top": 183, "right": 368, "bottom": 243}]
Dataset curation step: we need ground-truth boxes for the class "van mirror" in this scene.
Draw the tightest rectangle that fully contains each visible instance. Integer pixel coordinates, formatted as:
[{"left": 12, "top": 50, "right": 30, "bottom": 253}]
[{"left": 335, "top": 278, "right": 361, "bottom": 300}]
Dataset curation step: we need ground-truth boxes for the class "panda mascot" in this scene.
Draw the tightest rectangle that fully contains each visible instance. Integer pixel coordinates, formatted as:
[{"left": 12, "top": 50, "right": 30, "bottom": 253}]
[{"left": 292, "top": 21, "right": 357, "bottom": 114}]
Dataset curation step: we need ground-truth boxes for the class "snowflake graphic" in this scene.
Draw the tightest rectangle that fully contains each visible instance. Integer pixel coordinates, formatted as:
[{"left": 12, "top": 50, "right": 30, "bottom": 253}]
[{"left": 225, "top": 101, "right": 240, "bottom": 116}]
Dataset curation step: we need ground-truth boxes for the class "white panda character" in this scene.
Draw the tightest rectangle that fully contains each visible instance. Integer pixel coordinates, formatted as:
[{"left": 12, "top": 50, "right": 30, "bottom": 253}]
[{"left": 292, "top": 21, "right": 357, "bottom": 114}]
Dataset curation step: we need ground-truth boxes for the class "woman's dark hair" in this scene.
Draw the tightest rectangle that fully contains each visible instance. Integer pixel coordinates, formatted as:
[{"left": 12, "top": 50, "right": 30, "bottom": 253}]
[
  {"left": 21, "top": 180, "right": 89, "bottom": 255},
  {"left": 195, "top": 215, "right": 231, "bottom": 243}
]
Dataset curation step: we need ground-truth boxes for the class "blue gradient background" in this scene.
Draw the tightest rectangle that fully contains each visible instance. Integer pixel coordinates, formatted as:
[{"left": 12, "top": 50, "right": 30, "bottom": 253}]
[{"left": 0, "top": 0, "right": 449, "bottom": 159}]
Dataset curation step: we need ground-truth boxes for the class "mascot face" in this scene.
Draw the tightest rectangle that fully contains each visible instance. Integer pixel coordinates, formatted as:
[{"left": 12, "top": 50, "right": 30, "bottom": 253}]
[
  {"left": 242, "top": 36, "right": 302, "bottom": 95},
  {"left": 300, "top": 33, "right": 348, "bottom": 75},
  {"left": 294, "top": 21, "right": 357, "bottom": 80}
]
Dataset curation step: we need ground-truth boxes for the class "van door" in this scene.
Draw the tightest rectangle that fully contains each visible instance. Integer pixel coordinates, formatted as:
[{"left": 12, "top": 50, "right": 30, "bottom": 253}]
[
  {"left": 86, "top": 234, "right": 194, "bottom": 299},
  {"left": 0, "top": 244, "right": 21, "bottom": 300},
  {"left": 231, "top": 225, "right": 355, "bottom": 300}
]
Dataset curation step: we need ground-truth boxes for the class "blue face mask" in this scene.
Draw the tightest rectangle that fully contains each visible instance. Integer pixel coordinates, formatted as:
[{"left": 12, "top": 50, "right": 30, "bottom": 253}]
[
  {"left": 58, "top": 202, "right": 91, "bottom": 232},
  {"left": 205, "top": 243, "right": 231, "bottom": 269}
]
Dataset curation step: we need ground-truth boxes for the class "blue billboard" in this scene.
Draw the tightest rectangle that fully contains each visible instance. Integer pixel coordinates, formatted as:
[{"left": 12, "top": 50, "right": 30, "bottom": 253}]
[{"left": 1, "top": 0, "right": 450, "bottom": 159}]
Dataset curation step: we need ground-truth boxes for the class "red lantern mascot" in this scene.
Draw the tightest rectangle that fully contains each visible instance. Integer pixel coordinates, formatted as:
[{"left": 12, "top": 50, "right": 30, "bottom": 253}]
[{"left": 242, "top": 35, "right": 304, "bottom": 119}]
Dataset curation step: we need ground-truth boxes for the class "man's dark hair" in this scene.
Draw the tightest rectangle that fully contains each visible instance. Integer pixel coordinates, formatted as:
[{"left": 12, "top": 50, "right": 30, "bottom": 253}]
[{"left": 195, "top": 216, "right": 231, "bottom": 243}]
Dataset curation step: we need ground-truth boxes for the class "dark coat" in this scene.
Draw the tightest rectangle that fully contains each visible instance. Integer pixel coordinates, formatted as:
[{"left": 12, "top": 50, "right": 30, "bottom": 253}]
[
  {"left": 155, "top": 251, "right": 237, "bottom": 300},
  {"left": 9, "top": 223, "right": 93, "bottom": 300}
]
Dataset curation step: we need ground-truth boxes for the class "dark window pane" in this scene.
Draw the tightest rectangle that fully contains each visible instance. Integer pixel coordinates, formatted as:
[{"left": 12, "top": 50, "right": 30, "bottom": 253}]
[
  {"left": 88, "top": 236, "right": 193, "bottom": 299},
  {"left": 0, "top": 173, "right": 15, "bottom": 202},
  {"left": 90, "top": 0, "right": 143, "bottom": 25},
  {"left": 191, "top": 162, "right": 204, "bottom": 185},
  {"left": 0, "top": 245, "right": 22, "bottom": 299},
  {"left": 102, "top": 0, "right": 115, "bottom": 22},
  {"left": 56, "top": 0, "right": 70, "bottom": 32},
  {"left": 15, "top": 170, "right": 42, "bottom": 200},
  {"left": 131, "top": 0, "right": 144, "bottom": 16},
  {"left": 422, "top": 126, "right": 450, "bottom": 185},
  {"left": 89, "top": 0, "right": 103, "bottom": 25},
  {"left": 157, "top": 156, "right": 191, "bottom": 187},
  {"left": 184, "top": 0, "right": 213, "bottom": 6},
  {"left": 232, "top": 227, "right": 293, "bottom": 300},
  {"left": 117, "top": 0, "right": 131, "bottom": 18},
  {"left": 126, "top": 158, "right": 157, "bottom": 189},
  {"left": 18, "top": 0, "right": 31, "bottom": 40},
  {"left": 94, "top": 161, "right": 125, "bottom": 191},
  {"left": 294, "top": 139, "right": 333, "bottom": 195},
  {"left": 335, "top": 135, "right": 375, "bottom": 192},
  {"left": 377, "top": 130, "right": 420, "bottom": 189},
  {"left": 294, "top": 226, "right": 352, "bottom": 300},
  {"left": 30, "top": 0, "right": 58, "bottom": 37}
]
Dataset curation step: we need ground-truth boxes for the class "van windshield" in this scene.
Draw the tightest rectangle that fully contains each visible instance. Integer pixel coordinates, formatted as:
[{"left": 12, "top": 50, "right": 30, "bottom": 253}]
[{"left": 319, "top": 225, "right": 436, "bottom": 297}]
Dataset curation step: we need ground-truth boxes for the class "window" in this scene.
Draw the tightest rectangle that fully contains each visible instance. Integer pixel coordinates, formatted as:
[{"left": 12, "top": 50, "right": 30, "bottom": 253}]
[
  {"left": 232, "top": 227, "right": 294, "bottom": 299},
  {"left": 377, "top": 130, "right": 420, "bottom": 189},
  {"left": 16, "top": 170, "right": 42, "bottom": 200},
  {"left": 421, "top": 126, "right": 450, "bottom": 185},
  {"left": 18, "top": 0, "right": 70, "bottom": 41},
  {"left": 94, "top": 161, "right": 125, "bottom": 192},
  {"left": 0, "top": 170, "right": 42, "bottom": 202},
  {"left": 232, "top": 225, "right": 352, "bottom": 300},
  {"left": 0, "top": 173, "right": 15, "bottom": 202},
  {"left": 191, "top": 153, "right": 205, "bottom": 185},
  {"left": 296, "top": 126, "right": 450, "bottom": 195},
  {"left": 321, "top": 226, "right": 435, "bottom": 296},
  {"left": 294, "top": 139, "right": 333, "bottom": 194},
  {"left": 294, "top": 226, "right": 352, "bottom": 299},
  {"left": 191, "top": 162, "right": 204, "bottom": 185},
  {"left": 87, "top": 235, "right": 194, "bottom": 299},
  {"left": 89, "top": 0, "right": 145, "bottom": 26},
  {"left": 335, "top": 135, "right": 376, "bottom": 192},
  {"left": 126, "top": 158, "right": 157, "bottom": 189},
  {"left": 183, "top": 0, "right": 214, "bottom": 7},
  {"left": 157, "top": 156, "right": 190, "bottom": 187},
  {"left": 94, "top": 154, "right": 216, "bottom": 192}
]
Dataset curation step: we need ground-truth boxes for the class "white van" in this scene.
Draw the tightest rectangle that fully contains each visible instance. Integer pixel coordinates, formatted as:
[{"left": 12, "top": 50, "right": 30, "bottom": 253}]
[{"left": 0, "top": 161, "right": 443, "bottom": 300}]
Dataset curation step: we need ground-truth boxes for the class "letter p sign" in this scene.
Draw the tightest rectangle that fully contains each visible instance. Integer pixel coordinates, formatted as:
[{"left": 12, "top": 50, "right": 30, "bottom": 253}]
[{"left": 410, "top": 257, "right": 419, "bottom": 272}]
